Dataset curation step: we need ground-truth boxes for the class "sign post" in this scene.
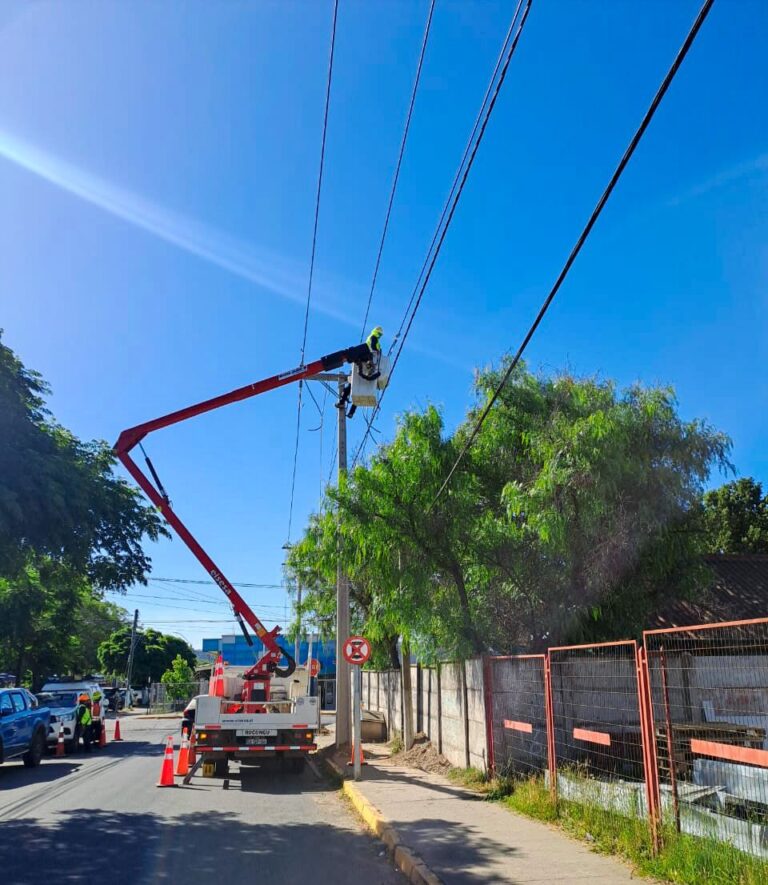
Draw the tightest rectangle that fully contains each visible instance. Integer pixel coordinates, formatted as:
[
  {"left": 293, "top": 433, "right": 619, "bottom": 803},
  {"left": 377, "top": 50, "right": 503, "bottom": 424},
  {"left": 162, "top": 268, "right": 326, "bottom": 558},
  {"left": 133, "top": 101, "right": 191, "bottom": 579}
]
[{"left": 342, "top": 635, "right": 371, "bottom": 781}]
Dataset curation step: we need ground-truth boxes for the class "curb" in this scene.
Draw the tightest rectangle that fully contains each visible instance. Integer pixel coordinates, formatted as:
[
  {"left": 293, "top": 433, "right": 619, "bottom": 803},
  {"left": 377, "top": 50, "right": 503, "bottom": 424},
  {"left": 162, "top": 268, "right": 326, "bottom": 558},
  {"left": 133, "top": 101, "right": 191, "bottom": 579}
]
[{"left": 325, "top": 756, "right": 443, "bottom": 885}]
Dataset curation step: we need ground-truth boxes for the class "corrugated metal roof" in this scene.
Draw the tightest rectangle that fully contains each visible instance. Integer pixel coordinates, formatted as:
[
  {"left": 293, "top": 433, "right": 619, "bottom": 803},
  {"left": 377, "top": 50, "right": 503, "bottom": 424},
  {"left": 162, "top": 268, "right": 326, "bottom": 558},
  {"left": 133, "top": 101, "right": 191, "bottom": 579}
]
[{"left": 647, "top": 554, "right": 768, "bottom": 632}]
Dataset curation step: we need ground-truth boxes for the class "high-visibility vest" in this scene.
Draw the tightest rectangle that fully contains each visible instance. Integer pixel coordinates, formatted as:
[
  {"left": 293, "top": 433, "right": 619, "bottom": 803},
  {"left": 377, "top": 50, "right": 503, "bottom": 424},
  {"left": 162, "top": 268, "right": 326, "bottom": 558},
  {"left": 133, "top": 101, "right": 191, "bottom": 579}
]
[
  {"left": 78, "top": 705, "right": 92, "bottom": 726},
  {"left": 92, "top": 700, "right": 100, "bottom": 717}
]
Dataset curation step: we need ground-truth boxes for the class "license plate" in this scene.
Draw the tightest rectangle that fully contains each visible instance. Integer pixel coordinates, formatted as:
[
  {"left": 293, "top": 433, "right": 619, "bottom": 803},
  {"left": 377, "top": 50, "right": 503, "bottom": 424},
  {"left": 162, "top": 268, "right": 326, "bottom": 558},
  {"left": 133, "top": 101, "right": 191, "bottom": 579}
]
[
  {"left": 236, "top": 728, "right": 277, "bottom": 737},
  {"left": 245, "top": 737, "right": 268, "bottom": 746}
]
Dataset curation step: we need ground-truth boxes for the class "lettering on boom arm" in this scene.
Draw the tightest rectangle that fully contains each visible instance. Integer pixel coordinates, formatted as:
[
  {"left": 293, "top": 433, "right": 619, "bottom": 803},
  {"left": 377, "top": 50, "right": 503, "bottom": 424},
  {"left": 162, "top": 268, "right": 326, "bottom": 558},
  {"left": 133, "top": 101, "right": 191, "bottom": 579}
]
[{"left": 210, "top": 569, "right": 232, "bottom": 597}]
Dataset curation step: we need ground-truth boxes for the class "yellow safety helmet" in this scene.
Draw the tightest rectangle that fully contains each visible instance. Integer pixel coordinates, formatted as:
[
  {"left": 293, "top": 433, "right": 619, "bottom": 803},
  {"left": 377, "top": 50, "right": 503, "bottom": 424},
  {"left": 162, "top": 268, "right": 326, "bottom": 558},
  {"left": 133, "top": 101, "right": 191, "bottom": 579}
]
[
  {"left": 93, "top": 690, "right": 102, "bottom": 700},
  {"left": 370, "top": 326, "right": 383, "bottom": 337}
]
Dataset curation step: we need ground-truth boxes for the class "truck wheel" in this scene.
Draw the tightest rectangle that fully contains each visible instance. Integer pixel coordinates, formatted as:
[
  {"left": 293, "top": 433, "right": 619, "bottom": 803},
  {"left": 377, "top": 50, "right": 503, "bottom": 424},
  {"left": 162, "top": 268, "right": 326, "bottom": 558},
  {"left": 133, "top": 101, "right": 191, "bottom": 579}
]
[
  {"left": 23, "top": 730, "right": 45, "bottom": 768},
  {"left": 289, "top": 756, "right": 306, "bottom": 774},
  {"left": 214, "top": 758, "right": 229, "bottom": 777}
]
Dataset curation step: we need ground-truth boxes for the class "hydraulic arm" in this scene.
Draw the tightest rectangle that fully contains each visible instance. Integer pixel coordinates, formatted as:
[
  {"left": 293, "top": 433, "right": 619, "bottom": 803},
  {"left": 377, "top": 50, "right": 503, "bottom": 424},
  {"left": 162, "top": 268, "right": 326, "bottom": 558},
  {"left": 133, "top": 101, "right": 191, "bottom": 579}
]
[{"left": 113, "top": 342, "right": 374, "bottom": 694}]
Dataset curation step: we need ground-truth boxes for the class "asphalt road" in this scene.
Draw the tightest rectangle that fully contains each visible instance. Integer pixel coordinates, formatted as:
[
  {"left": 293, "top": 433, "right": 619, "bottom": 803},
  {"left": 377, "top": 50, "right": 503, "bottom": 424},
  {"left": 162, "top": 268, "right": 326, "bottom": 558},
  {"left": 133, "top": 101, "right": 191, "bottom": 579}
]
[{"left": 0, "top": 717, "right": 402, "bottom": 885}]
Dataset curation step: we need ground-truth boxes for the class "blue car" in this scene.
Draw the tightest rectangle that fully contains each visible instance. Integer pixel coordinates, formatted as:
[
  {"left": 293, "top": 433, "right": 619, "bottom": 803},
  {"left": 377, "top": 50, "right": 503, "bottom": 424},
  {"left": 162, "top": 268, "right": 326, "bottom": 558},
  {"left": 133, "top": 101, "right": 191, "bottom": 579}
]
[{"left": 0, "top": 688, "right": 51, "bottom": 768}]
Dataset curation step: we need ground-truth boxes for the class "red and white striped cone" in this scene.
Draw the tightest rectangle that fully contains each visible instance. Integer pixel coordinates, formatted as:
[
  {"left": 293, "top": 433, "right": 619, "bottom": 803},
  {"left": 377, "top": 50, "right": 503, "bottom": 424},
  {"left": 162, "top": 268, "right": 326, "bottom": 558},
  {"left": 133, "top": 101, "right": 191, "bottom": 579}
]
[
  {"left": 209, "top": 654, "right": 225, "bottom": 697},
  {"left": 55, "top": 722, "right": 66, "bottom": 757},
  {"left": 156, "top": 735, "right": 177, "bottom": 788}
]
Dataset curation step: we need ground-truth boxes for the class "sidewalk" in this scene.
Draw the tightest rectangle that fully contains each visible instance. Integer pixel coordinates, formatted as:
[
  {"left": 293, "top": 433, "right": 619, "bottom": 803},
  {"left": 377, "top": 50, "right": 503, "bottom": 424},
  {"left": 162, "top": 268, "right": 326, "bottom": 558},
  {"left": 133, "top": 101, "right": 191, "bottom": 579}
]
[{"left": 328, "top": 748, "right": 642, "bottom": 884}]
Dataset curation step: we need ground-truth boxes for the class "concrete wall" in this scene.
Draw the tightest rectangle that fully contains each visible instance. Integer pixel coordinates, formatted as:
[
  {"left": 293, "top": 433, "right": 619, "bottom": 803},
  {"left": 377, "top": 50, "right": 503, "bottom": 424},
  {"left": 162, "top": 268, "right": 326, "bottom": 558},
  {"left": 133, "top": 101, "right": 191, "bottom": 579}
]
[{"left": 361, "top": 658, "right": 489, "bottom": 771}]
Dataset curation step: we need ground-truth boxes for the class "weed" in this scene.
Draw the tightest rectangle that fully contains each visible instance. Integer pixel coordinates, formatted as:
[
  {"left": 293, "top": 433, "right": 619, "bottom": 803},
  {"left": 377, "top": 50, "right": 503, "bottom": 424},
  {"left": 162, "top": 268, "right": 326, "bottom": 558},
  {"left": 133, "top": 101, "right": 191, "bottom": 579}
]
[{"left": 493, "top": 775, "right": 768, "bottom": 885}]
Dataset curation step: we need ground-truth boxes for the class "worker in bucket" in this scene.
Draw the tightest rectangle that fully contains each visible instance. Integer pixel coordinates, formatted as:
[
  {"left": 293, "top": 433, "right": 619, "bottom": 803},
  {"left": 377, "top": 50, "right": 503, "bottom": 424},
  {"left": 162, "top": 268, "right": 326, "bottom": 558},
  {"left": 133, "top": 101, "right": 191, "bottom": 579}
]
[
  {"left": 76, "top": 693, "right": 94, "bottom": 753},
  {"left": 336, "top": 326, "right": 383, "bottom": 414}
]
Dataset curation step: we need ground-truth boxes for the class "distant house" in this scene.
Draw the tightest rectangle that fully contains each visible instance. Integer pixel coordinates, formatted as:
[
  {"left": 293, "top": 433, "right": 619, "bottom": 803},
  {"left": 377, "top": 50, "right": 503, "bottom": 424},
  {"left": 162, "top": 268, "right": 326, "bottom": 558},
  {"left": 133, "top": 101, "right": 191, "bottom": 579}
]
[{"left": 648, "top": 554, "right": 768, "bottom": 633}]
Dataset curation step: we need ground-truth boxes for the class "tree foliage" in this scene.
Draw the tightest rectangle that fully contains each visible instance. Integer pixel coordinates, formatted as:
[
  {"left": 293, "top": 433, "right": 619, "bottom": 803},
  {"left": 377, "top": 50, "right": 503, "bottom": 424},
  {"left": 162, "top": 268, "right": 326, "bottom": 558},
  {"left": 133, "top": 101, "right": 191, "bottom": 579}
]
[
  {"left": 702, "top": 477, "right": 768, "bottom": 554},
  {"left": 161, "top": 654, "right": 196, "bottom": 701},
  {"left": 0, "top": 331, "right": 168, "bottom": 588},
  {"left": 287, "top": 363, "right": 732, "bottom": 660},
  {"left": 0, "top": 559, "right": 128, "bottom": 688},
  {"left": 0, "top": 332, "right": 169, "bottom": 685},
  {"left": 98, "top": 627, "right": 197, "bottom": 684}
]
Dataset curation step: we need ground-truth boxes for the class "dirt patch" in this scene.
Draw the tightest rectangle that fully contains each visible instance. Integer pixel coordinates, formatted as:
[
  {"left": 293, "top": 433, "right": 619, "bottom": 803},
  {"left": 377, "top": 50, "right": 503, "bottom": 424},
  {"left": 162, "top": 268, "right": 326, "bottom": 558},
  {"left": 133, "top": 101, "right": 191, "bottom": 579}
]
[{"left": 385, "top": 733, "right": 452, "bottom": 775}]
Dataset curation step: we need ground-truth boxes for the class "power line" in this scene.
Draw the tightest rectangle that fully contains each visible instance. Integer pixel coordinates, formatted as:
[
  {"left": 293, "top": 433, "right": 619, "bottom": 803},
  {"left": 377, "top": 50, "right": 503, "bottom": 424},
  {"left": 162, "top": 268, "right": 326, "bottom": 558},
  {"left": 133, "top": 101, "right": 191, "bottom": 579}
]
[
  {"left": 288, "top": 0, "right": 340, "bottom": 542},
  {"left": 150, "top": 577, "right": 285, "bottom": 589},
  {"left": 352, "top": 0, "right": 532, "bottom": 466},
  {"left": 359, "top": 0, "right": 436, "bottom": 339},
  {"left": 431, "top": 0, "right": 717, "bottom": 508}
]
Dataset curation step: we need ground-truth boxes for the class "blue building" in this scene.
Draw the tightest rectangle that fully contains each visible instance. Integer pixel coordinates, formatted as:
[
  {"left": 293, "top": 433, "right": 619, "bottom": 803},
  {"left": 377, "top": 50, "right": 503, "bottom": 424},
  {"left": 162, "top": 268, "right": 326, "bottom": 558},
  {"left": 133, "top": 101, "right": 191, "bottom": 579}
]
[{"left": 201, "top": 634, "right": 337, "bottom": 675}]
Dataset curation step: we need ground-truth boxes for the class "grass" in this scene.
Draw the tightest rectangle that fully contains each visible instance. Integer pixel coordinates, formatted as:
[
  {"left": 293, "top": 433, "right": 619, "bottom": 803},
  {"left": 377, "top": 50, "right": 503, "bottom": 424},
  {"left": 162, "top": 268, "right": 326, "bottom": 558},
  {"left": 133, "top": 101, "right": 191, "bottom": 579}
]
[{"left": 449, "top": 770, "right": 768, "bottom": 885}]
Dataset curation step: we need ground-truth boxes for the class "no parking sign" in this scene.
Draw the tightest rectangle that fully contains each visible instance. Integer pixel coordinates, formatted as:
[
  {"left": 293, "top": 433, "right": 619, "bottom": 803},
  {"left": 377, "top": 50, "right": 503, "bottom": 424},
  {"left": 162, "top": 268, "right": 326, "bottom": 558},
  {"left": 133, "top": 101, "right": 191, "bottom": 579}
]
[{"left": 343, "top": 636, "right": 371, "bottom": 666}]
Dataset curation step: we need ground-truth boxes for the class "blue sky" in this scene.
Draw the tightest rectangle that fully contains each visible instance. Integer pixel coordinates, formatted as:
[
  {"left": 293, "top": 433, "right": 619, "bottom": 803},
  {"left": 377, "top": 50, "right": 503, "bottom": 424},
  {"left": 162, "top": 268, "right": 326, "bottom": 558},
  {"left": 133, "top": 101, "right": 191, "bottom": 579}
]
[{"left": 1, "top": 1, "right": 766, "bottom": 649}]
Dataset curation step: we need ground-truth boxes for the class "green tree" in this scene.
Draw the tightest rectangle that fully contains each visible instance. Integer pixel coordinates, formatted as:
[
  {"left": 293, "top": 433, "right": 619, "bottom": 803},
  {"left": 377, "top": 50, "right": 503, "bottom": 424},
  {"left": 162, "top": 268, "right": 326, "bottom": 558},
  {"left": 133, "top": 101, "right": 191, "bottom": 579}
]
[
  {"left": 0, "top": 331, "right": 168, "bottom": 587},
  {"left": 98, "top": 627, "right": 196, "bottom": 684},
  {"left": 161, "top": 654, "right": 196, "bottom": 701},
  {"left": 0, "top": 560, "right": 129, "bottom": 688},
  {"left": 288, "top": 363, "right": 732, "bottom": 658},
  {"left": 701, "top": 477, "right": 768, "bottom": 554}
]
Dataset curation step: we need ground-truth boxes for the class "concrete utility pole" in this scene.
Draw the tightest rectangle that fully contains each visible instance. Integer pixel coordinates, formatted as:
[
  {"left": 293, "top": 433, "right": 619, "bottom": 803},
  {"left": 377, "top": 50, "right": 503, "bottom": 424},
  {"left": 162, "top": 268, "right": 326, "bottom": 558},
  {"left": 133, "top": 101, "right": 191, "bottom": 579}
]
[
  {"left": 125, "top": 609, "right": 139, "bottom": 692},
  {"left": 294, "top": 582, "right": 302, "bottom": 666},
  {"left": 305, "top": 371, "right": 351, "bottom": 747},
  {"left": 335, "top": 373, "right": 351, "bottom": 747}
]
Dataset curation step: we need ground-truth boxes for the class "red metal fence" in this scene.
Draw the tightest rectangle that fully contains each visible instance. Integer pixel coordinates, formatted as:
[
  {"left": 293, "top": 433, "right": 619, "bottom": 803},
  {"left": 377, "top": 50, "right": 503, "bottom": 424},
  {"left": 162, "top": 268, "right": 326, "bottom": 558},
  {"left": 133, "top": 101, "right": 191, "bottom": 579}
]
[
  {"left": 644, "top": 618, "right": 768, "bottom": 859},
  {"left": 546, "top": 641, "right": 658, "bottom": 842},
  {"left": 481, "top": 618, "right": 768, "bottom": 858}
]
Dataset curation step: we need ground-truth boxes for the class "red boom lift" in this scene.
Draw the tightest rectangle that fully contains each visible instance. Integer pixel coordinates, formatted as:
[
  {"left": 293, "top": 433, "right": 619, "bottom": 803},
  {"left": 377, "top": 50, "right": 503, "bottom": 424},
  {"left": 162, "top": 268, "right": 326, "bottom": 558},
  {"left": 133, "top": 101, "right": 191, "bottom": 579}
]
[{"left": 113, "top": 341, "right": 377, "bottom": 703}]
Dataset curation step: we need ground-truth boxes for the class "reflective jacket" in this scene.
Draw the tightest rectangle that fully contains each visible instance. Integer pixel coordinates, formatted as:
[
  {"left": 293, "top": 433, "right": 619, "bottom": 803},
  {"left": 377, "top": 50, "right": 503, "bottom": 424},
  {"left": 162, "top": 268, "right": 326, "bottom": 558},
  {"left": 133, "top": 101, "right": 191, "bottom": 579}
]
[{"left": 77, "top": 704, "right": 92, "bottom": 727}]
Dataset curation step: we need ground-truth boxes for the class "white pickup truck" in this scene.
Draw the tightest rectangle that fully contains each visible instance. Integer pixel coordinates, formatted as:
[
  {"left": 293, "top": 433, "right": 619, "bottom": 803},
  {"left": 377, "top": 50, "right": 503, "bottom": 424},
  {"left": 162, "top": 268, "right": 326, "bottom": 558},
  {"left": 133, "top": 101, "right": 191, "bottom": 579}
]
[{"left": 189, "top": 668, "right": 320, "bottom": 777}]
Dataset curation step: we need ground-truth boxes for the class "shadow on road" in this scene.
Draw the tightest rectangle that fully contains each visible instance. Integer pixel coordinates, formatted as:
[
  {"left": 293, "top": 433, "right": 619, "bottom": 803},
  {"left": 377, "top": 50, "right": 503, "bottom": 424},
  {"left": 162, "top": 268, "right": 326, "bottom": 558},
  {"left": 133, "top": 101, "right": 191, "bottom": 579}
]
[
  {"left": 0, "top": 808, "right": 404, "bottom": 885},
  {"left": 0, "top": 759, "right": 83, "bottom": 786}
]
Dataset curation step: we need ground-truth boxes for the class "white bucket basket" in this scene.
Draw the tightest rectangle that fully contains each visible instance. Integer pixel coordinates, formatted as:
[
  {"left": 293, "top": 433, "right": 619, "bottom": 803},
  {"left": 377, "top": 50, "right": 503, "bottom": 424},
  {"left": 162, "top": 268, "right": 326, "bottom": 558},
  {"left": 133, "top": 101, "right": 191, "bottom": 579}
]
[{"left": 351, "top": 354, "right": 390, "bottom": 407}]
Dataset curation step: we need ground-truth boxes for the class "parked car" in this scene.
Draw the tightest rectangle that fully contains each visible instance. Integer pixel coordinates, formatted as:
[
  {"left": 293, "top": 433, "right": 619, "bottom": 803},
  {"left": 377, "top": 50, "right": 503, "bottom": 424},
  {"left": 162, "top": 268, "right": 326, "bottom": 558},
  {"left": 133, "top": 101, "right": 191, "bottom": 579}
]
[
  {"left": 103, "top": 687, "right": 125, "bottom": 712},
  {"left": 0, "top": 688, "right": 50, "bottom": 768},
  {"left": 36, "top": 690, "right": 83, "bottom": 753},
  {"left": 40, "top": 681, "right": 104, "bottom": 745}
]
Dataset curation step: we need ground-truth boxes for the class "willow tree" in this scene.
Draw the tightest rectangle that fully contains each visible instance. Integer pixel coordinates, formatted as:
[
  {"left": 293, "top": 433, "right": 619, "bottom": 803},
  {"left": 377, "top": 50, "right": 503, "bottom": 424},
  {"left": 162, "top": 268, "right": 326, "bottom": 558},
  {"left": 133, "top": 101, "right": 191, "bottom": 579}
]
[{"left": 288, "top": 361, "right": 732, "bottom": 661}]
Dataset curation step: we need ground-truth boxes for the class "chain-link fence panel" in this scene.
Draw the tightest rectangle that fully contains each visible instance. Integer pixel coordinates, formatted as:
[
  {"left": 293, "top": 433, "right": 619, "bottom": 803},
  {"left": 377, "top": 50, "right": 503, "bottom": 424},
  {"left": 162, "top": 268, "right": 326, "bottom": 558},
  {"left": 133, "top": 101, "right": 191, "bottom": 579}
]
[
  {"left": 645, "top": 619, "right": 768, "bottom": 859},
  {"left": 486, "top": 655, "right": 547, "bottom": 778},
  {"left": 548, "top": 641, "right": 657, "bottom": 843},
  {"left": 149, "top": 680, "right": 208, "bottom": 714}
]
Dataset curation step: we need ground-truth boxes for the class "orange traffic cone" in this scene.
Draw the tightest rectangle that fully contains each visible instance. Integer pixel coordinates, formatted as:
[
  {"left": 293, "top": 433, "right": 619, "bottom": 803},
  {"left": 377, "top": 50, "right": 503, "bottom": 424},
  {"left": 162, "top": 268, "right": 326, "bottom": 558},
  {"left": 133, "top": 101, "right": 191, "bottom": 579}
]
[
  {"left": 99, "top": 720, "right": 107, "bottom": 747},
  {"left": 347, "top": 741, "right": 367, "bottom": 767},
  {"left": 188, "top": 730, "right": 197, "bottom": 766},
  {"left": 55, "top": 722, "right": 66, "bottom": 757},
  {"left": 156, "top": 735, "right": 177, "bottom": 788},
  {"left": 175, "top": 728, "right": 190, "bottom": 777},
  {"left": 209, "top": 654, "right": 225, "bottom": 697},
  {"left": 113, "top": 718, "right": 123, "bottom": 741}
]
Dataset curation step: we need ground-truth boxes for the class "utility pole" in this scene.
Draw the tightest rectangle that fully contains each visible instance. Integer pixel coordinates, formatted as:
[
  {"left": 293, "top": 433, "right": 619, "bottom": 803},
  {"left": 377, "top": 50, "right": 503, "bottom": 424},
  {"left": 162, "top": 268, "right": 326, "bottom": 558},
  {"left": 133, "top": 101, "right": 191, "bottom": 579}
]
[
  {"left": 125, "top": 609, "right": 139, "bottom": 694},
  {"left": 294, "top": 582, "right": 302, "bottom": 666},
  {"left": 305, "top": 371, "right": 351, "bottom": 747},
  {"left": 335, "top": 373, "right": 351, "bottom": 748}
]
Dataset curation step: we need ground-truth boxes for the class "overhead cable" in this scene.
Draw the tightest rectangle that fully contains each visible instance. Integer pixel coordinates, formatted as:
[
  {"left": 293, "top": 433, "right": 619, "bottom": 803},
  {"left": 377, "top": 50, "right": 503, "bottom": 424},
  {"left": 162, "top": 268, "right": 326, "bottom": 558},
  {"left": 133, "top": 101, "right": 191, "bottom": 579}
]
[
  {"left": 352, "top": 0, "right": 532, "bottom": 466},
  {"left": 288, "top": 0, "right": 340, "bottom": 541},
  {"left": 430, "top": 0, "right": 717, "bottom": 508},
  {"left": 359, "top": 0, "right": 437, "bottom": 339}
]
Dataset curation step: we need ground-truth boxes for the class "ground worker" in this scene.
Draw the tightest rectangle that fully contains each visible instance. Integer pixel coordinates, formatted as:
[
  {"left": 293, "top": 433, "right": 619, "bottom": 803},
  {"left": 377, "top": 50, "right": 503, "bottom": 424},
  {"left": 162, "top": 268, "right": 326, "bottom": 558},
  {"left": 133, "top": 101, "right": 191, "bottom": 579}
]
[
  {"left": 76, "top": 693, "right": 93, "bottom": 753},
  {"left": 92, "top": 689, "right": 104, "bottom": 744}
]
